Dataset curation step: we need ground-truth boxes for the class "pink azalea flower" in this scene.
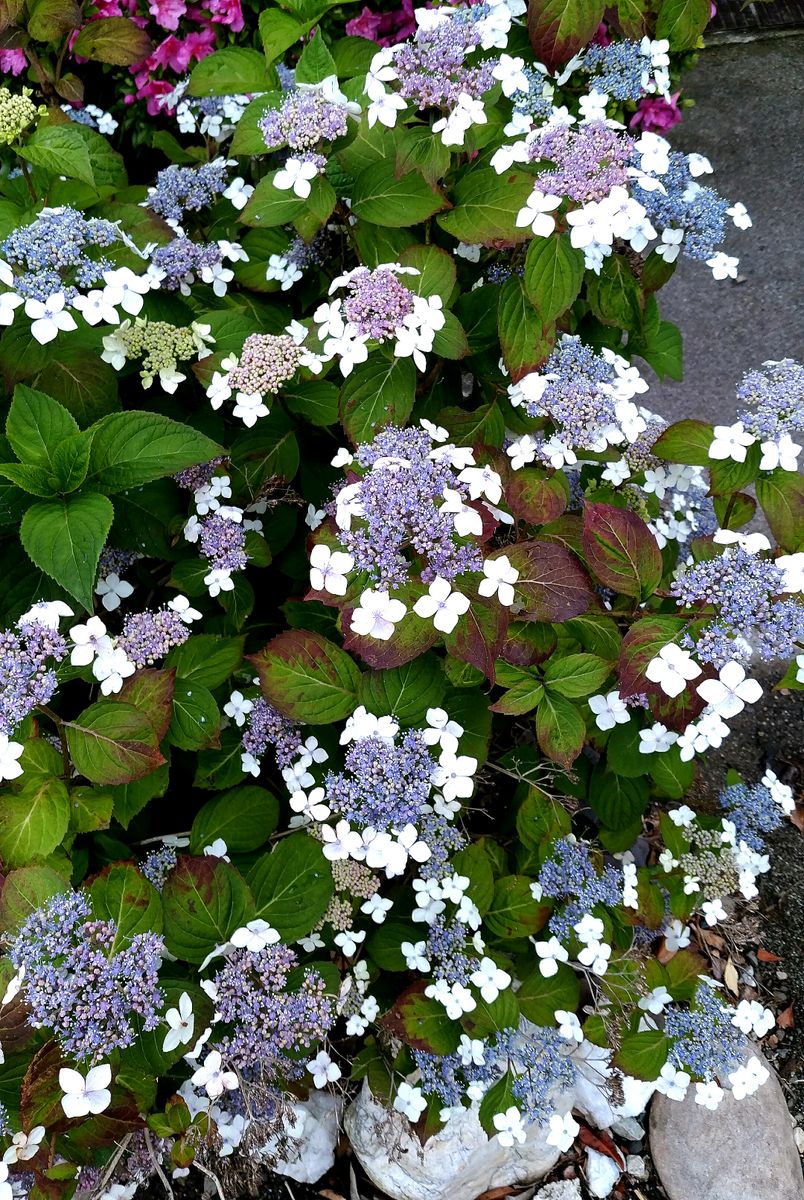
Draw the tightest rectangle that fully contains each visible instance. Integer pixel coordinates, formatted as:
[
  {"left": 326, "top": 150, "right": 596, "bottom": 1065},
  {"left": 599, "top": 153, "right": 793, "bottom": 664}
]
[
  {"left": 207, "top": 0, "right": 244, "bottom": 31},
  {"left": 629, "top": 93, "right": 683, "bottom": 134},
  {"left": 148, "top": 0, "right": 188, "bottom": 32},
  {"left": 0, "top": 49, "right": 26, "bottom": 75}
]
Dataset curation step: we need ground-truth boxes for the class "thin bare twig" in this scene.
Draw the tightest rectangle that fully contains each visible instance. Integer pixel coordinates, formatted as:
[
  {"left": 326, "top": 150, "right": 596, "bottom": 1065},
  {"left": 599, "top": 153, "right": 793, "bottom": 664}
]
[
  {"left": 195, "top": 1159, "right": 227, "bottom": 1199},
  {"left": 144, "top": 1129, "right": 174, "bottom": 1199}
]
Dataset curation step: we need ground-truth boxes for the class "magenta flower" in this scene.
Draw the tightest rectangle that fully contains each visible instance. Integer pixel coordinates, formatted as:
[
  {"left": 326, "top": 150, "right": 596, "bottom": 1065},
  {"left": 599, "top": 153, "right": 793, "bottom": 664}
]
[{"left": 630, "top": 93, "right": 683, "bottom": 134}]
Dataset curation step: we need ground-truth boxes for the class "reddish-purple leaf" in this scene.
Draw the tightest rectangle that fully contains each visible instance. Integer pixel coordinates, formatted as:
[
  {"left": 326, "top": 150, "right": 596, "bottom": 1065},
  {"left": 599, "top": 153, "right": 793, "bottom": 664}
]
[
  {"left": 444, "top": 597, "right": 509, "bottom": 683},
  {"left": 582, "top": 502, "right": 663, "bottom": 600},
  {"left": 527, "top": 0, "right": 606, "bottom": 73},
  {"left": 504, "top": 540, "right": 593, "bottom": 622},
  {"left": 507, "top": 469, "right": 569, "bottom": 526}
]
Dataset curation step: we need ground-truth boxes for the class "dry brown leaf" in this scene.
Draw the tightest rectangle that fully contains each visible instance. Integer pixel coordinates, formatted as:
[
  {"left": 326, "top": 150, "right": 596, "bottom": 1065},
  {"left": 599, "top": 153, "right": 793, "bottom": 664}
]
[
  {"left": 578, "top": 1124, "right": 626, "bottom": 1168},
  {"left": 790, "top": 804, "right": 804, "bottom": 833},
  {"left": 474, "top": 1188, "right": 522, "bottom": 1200},
  {"left": 699, "top": 928, "right": 726, "bottom": 950},
  {"left": 724, "top": 958, "right": 739, "bottom": 995},
  {"left": 656, "top": 940, "right": 676, "bottom": 965},
  {"left": 778, "top": 1004, "right": 795, "bottom": 1029},
  {"left": 757, "top": 947, "right": 783, "bottom": 962},
  {"left": 318, "top": 1189, "right": 347, "bottom": 1200}
]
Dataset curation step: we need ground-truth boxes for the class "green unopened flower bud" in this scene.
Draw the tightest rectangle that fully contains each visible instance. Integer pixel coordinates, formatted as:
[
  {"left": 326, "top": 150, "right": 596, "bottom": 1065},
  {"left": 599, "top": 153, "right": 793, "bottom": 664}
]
[{"left": 0, "top": 88, "right": 44, "bottom": 148}]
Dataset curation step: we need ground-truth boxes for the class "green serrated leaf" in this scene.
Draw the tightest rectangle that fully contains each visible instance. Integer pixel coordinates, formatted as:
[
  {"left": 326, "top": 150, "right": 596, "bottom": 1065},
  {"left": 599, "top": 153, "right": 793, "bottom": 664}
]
[{"left": 20, "top": 493, "right": 114, "bottom": 610}]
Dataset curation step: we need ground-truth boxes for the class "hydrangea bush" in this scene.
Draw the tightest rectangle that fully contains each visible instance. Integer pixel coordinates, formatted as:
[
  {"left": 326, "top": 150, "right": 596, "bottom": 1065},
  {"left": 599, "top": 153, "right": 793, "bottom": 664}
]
[{"left": 0, "top": 0, "right": 801, "bottom": 1196}]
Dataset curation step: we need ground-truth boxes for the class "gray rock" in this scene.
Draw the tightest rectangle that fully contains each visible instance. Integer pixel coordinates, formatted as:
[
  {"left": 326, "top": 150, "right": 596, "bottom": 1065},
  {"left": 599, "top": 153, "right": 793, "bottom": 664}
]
[
  {"left": 610, "top": 1116, "right": 643, "bottom": 1141},
  {"left": 344, "top": 1080, "right": 572, "bottom": 1200},
  {"left": 650, "top": 1055, "right": 804, "bottom": 1200}
]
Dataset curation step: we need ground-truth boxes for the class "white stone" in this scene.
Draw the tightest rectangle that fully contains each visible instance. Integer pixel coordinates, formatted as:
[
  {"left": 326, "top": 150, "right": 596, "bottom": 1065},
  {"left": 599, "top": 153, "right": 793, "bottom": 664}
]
[
  {"left": 585, "top": 1148, "right": 621, "bottom": 1198},
  {"left": 572, "top": 1040, "right": 656, "bottom": 1128},
  {"left": 345, "top": 1080, "right": 576, "bottom": 1200},
  {"left": 268, "top": 1091, "right": 342, "bottom": 1184},
  {"left": 625, "top": 1154, "right": 648, "bottom": 1181},
  {"left": 536, "top": 1182, "right": 582, "bottom": 1199}
]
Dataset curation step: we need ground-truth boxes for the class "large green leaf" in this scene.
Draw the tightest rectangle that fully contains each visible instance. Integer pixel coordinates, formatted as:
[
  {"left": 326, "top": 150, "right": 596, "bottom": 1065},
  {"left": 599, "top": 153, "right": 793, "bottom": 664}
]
[
  {"left": 162, "top": 856, "right": 254, "bottom": 963},
  {"left": 247, "top": 834, "right": 333, "bottom": 940},
  {"left": 358, "top": 655, "right": 446, "bottom": 725},
  {"left": 535, "top": 691, "right": 586, "bottom": 768},
  {"left": 85, "top": 411, "right": 224, "bottom": 493},
  {"left": 72, "top": 16, "right": 152, "bottom": 65},
  {"left": 518, "top": 962, "right": 580, "bottom": 1024},
  {"left": 350, "top": 160, "right": 445, "bottom": 227},
  {"left": 189, "top": 785, "right": 279, "bottom": 855},
  {"left": 20, "top": 493, "right": 114, "bottom": 610},
  {"left": 250, "top": 629, "right": 361, "bottom": 723},
  {"left": 0, "top": 777, "right": 70, "bottom": 867},
  {"left": 65, "top": 700, "right": 166, "bottom": 786},
  {"left": 6, "top": 385, "right": 79, "bottom": 468},
  {"left": 498, "top": 276, "right": 554, "bottom": 379},
  {"left": 756, "top": 471, "right": 804, "bottom": 552},
  {"left": 438, "top": 169, "right": 536, "bottom": 245},
  {"left": 339, "top": 355, "right": 416, "bottom": 444},
  {"left": 524, "top": 234, "right": 584, "bottom": 323},
  {"left": 18, "top": 124, "right": 95, "bottom": 187},
  {"left": 485, "top": 875, "right": 550, "bottom": 939},
  {"left": 188, "top": 47, "right": 278, "bottom": 96},
  {"left": 655, "top": 0, "right": 709, "bottom": 49},
  {"left": 383, "top": 983, "right": 461, "bottom": 1054}
]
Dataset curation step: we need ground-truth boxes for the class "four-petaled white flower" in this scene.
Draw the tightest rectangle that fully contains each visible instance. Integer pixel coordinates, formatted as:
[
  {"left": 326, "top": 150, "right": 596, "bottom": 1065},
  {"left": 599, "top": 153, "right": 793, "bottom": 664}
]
[
  {"left": 394, "top": 1081, "right": 427, "bottom": 1122},
  {"left": 478, "top": 555, "right": 519, "bottom": 607},
  {"left": 731, "top": 999, "right": 775, "bottom": 1037},
  {"left": 93, "top": 646, "right": 136, "bottom": 695},
  {"left": 168, "top": 594, "right": 202, "bottom": 623},
  {"left": 102, "top": 267, "right": 151, "bottom": 315},
  {"left": 470, "top": 957, "right": 512, "bottom": 1003},
  {"left": 638, "top": 985, "right": 673, "bottom": 1014},
  {"left": 224, "top": 690, "right": 253, "bottom": 727},
  {"left": 95, "top": 573, "right": 134, "bottom": 612},
  {"left": 273, "top": 157, "right": 319, "bottom": 198},
  {"left": 350, "top": 589, "right": 407, "bottom": 640},
  {"left": 422, "top": 707, "right": 463, "bottom": 755},
  {"left": 25, "top": 293, "right": 77, "bottom": 344},
  {"left": 309, "top": 543, "right": 354, "bottom": 597},
  {"left": 697, "top": 661, "right": 762, "bottom": 718},
  {"left": 639, "top": 722, "right": 679, "bottom": 754},
  {"left": 191, "top": 1050, "right": 239, "bottom": 1098},
  {"left": 728, "top": 1057, "right": 769, "bottom": 1100},
  {"left": 413, "top": 577, "right": 470, "bottom": 634},
  {"left": 694, "top": 1080, "right": 724, "bottom": 1110},
  {"left": 2, "top": 1124, "right": 45, "bottom": 1164},
  {"left": 515, "top": 188, "right": 562, "bottom": 237},
  {"left": 401, "top": 940, "right": 431, "bottom": 972},
  {"left": 588, "top": 691, "right": 630, "bottom": 731},
  {"left": 307, "top": 1050, "right": 341, "bottom": 1088},
  {"left": 645, "top": 643, "right": 701, "bottom": 697},
  {"left": 726, "top": 201, "right": 752, "bottom": 229},
  {"left": 709, "top": 421, "right": 756, "bottom": 462},
  {"left": 59, "top": 1064, "right": 112, "bottom": 1119},
  {"left": 534, "top": 936, "right": 569, "bottom": 978},
  {"left": 545, "top": 1111, "right": 579, "bottom": 1152},
  {"left": 555, "top": 1010, "right": 583, "bottom": 1042},
  {"left": 759, "top": 433, "right": 801, "bottom": 472},
  {"left": 493, "top": 1105, "right": 526, "bottom": 1147},
  {"left": 162, "top": 992, "right": 195, "bottom": 1053},
  {"left": 706, "top": 252, "right": 739, "bottom": 280},
  {"left": 431, "top": 751, "right": 477, "bottom": 802},
  {"left": 230, "top": 919, "right": 280, "bottom": 952}
]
